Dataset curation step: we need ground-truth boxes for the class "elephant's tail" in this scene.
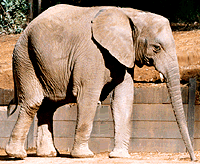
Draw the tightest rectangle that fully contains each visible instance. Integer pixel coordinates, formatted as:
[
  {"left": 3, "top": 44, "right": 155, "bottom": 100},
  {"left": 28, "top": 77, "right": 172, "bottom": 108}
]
[{"left": 7, "top": 84, "right": 18, "bottom": 117}]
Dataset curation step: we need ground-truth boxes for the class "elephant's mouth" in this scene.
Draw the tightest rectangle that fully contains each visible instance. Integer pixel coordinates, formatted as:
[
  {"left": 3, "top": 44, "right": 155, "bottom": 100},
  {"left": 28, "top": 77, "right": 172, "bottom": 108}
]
[
  {"left": 143, "top": 56, "right": 154, "bottom": 66},
  {"left": 159, "top": 73, "right": 165, "bottom": 82}
]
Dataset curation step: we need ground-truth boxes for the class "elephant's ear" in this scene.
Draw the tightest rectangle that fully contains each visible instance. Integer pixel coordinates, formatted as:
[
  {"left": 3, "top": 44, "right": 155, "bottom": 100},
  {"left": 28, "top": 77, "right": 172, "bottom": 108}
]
[{"left": 92, "top": 9, "right": 136, "bottom": 68}]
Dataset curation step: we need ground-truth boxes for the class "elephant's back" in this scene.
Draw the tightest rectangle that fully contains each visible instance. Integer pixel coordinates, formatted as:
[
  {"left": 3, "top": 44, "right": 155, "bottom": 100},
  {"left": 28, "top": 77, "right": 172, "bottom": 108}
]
[
  {"left": 27, "top": 4, "right": 117, "bottom": 32},
  {"left": 22, "top": 5, "right": 102, "bottom": 101},
  {"left": 22, "top": 5, "right": 116, "bottom": 101}
]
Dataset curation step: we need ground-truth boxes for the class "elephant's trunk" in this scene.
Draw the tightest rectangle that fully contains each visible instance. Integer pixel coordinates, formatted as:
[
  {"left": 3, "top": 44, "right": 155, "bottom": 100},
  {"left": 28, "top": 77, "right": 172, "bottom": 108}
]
[{"left": 164, "top": 60, "right": 196, "bottom": 161}]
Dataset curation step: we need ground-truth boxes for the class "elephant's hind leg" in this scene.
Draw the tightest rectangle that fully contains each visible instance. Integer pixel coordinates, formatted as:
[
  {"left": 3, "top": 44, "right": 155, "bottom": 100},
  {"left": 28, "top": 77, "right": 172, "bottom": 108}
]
[
  {"left": 36, "top": 99, "right": 58, "bottom": 157},
  {"left": 6, "top": 52, "right": 44, "bottom": 158},
  {"left": 6, "top": 97, "right": 44, "bottom": 159}
]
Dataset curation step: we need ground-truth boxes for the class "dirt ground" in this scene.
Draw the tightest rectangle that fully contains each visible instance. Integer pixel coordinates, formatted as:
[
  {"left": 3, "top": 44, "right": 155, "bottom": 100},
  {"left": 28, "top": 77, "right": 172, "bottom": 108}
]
[
  {"left": 0, "top": 34, "right": 19, "bottom": 89},
  {"left": 0, "top": 149, "right": 200, "bottom": 164}
]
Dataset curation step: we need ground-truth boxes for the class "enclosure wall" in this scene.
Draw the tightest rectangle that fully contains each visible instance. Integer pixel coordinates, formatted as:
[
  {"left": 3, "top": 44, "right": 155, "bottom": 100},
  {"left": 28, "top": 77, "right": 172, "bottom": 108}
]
[{"left": 0, "top": 84, "right": 200, "bottom": 153}]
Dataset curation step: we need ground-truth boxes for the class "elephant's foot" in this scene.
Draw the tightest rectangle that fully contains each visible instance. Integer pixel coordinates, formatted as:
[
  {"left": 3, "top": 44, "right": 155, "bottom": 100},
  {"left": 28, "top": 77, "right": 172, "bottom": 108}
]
[
  {"left": 36, "top": 136, "right": 57, "bottom": 157},
  {"left": 36, "top": 125, "right": 57, "bottom": 157},
  {"left": 6, "top": 142, "right": 27, "bottom": 159},
  {"left": 71, "top": 144, "right": 94, "bottom": 158},
  {"left": 109, "top": 148, "right": 131, "bottom": 158},
  {"left": 36, "top": 145, "right": 57, "bottom": 157}
]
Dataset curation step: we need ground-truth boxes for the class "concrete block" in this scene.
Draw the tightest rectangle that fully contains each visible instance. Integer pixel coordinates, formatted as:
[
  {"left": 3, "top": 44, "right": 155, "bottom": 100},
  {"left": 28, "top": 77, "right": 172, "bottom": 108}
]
[
  {"left": 0, "top": 89, "right": 14, "bottom": 105},
  {"left": 129, "top": 139, "right": 186, "bottom": 153},
  {"left": 134, "top": 85, "right": 188, "bottom": 104},
  {"left": 4, "top": 89, "right": 14, "bottom": 105},
  {"left": 0, "top": 106, "right": 19, "bottom": 121},
  {"left": 181, "top": 86, "right": 189, "bottom": 104},
  {"left": 161, "top": 85, "right": 188, "bottom": 104},
  {"left": 54, "top": 138, "right": 74, "bottom": 152},
  {"left": 132, "top": 104, "right": 188, "bottom": 121},
  {"left": 134, "top": 87, "right": 164, "bottom": 104},
  {"left": 91, "top": 122, "right": 114, "bottom": 138},
  {"left": 0, "top": 107, "right": 8, "bottom": 121},
  {"left": 54, "top": 105, "right": 77, "bottom": 121},
  {"left": 131, "top": 121, "right": 182, "bottom": 139},
  {"left": 53, "top": 121, "right": 76, "bottom": 138},
  {"left": 94, "top": 105, "right": 113, "bottom": 121},
  {"left": 194, "top": 122, "right": 200, "bottom": 139},
  {"left": 0, "top": 138, "right": 9, "bottom": 149},
  {"left": 194, "top": 139, "right": 200, "bottom": 151},
  {"left": 194, "top": 105, "right": 200, "bottom": 121},
  {"left": 0, "top": 89, "right": 4, "bottom": 105},
  {"left": 0, "top": 121, "right": 15, "bottom": 138},
  {"left": 89, "top": 138, "right": 112, "bottom": 153},
  {"left": 54, "top": 105, "right": 113, "bottom": 122}
]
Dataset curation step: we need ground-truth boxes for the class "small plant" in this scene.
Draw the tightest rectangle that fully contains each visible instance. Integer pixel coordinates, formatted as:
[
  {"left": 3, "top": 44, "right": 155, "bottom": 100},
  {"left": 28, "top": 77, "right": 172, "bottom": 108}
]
[{"left": 0, "top": 0, "right": 29, "bottom": 34}]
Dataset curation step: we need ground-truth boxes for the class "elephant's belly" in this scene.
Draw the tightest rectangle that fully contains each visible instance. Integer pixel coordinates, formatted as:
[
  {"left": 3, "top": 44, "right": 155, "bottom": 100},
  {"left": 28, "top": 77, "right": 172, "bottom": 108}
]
[
  {"left": 44, "top": 89, "right": 76, "bottom": 103},
  {"left": 44, "top": 89, "right": 67, "bottom": 102},
  {"left": 41, "top": 73, "right": 76, "bottom": 104}
]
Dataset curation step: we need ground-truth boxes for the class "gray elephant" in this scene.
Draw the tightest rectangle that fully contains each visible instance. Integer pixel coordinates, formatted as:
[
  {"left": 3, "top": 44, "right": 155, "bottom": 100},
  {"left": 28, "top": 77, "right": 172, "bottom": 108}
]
[{"left": 6, "top": 4, "right": 196, "bottom": 161}]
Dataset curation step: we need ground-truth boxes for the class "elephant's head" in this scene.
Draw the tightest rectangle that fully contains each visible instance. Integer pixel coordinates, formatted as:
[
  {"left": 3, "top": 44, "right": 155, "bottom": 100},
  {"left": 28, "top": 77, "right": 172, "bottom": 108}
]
[{"left": 91, "top": 8, "right": 196, "bottom": 161}]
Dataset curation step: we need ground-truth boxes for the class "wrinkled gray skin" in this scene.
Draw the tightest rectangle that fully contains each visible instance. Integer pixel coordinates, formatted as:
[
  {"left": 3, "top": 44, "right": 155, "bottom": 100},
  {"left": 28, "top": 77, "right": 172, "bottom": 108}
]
[{"left": 6, "top": 4, "right": 196, "bottom": 161}]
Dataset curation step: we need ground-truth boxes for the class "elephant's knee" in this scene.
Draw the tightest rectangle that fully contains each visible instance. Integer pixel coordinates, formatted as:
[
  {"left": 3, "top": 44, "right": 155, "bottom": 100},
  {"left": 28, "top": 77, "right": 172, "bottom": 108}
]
[{"left": 21, "top": 98, "right": 44, "bottom": 118}]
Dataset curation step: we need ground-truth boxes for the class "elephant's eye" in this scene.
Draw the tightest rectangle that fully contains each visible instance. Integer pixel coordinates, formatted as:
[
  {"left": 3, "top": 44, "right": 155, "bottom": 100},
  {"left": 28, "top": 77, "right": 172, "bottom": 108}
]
[{"left": 153, "top": 45, "right": 161, "bottom": 53}]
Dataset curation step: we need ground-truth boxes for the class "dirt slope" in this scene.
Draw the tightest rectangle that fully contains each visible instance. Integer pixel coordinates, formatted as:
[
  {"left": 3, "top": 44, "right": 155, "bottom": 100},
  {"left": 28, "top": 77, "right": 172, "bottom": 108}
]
[{"left": 0, "top": 30, "right": 200, "bottom": 89}]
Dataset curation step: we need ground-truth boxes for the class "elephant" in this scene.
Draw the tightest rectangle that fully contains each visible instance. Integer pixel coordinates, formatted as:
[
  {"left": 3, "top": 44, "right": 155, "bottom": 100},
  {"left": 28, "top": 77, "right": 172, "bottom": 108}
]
[{"left": 5, "top": 4, "right": 196, "bottom": 161}]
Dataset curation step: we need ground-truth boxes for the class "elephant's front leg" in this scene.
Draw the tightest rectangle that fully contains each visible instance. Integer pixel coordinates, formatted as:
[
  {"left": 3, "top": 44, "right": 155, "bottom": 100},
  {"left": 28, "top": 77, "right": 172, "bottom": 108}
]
[
  {"left": 109, "top": 71, "right": 134, "bottom": 158},
  {"left": 71, "top": 87, "right": 101, "bottom": 158}
]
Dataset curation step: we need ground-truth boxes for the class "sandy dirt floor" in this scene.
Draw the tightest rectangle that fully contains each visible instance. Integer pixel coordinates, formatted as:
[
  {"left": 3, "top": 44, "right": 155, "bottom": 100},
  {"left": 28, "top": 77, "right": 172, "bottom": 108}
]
[
  {"left": 0, "top": 149, "right": 200, "bottom": 164},
  {"left": 0, "top": 34, "right": 19, "bottom": 89}
]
